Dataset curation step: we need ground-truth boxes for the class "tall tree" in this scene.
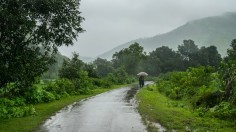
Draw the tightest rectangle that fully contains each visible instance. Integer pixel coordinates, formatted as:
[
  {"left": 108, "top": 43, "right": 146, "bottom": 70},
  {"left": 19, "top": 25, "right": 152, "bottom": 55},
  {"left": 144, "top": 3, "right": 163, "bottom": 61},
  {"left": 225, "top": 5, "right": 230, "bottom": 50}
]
[
  {"left": 58, "top": 53, "right": 84, "bottom": 80},
  {"left": 147, "top": 46, "right": 184, "bottom": 75},
  {"left": 178, "top": 40, "right": 199, "bottom": 67},
  {"left": 220, "top": 39, "right": 236, "bottom": 103},
  {"left": 112, "top": 42, "right": 146, "bottom": 75},
  {"left": 198, "top": 46, "right": 221, "bottom": 67},
  {"left": 0, "top": 0, "right": 84, "bottom": 94},
  {"left": 93, "top": 58, "right": 114, "bottom": 77},
  {"left": 225, "top": 39, "right": 236, "bottom": 61},
  {"left": 178, "top": 40, "right": 199, "bottom": 61}
]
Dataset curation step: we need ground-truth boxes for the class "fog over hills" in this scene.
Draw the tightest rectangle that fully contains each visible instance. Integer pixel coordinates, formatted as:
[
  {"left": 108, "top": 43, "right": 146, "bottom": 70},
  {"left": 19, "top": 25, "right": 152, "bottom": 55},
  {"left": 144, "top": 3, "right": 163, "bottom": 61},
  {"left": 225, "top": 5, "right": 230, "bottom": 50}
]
[{"left": 98, "top": 12, "right": 236, "bottom": 60}]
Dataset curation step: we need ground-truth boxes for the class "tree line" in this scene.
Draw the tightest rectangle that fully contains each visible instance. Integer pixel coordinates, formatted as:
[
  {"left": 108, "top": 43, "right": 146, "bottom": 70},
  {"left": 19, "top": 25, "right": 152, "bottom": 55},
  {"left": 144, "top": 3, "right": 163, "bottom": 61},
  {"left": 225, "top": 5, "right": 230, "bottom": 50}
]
[{"left": 104, "top": 39, "right": 221, "bottom": 76}]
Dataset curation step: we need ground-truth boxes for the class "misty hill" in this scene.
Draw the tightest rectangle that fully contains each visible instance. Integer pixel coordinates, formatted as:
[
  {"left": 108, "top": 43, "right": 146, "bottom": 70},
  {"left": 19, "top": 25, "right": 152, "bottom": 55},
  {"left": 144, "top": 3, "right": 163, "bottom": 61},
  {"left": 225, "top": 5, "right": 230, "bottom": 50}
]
[
  {"left": 42, "top": 52, "right": 69, "bottom": 79},
  {"left": 98, "top": 12, "right": 236, "bottom": 60},
  {"left": 42, "top": 52, "right": 94, "bottom": 79}
]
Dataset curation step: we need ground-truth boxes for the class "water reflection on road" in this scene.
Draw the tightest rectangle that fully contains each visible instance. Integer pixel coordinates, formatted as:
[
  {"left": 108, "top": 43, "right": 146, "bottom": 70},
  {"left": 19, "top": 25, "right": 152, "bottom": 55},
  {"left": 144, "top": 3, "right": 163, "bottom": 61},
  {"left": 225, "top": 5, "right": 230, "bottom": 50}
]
[{"left": 37, "top": 84, "right": 148, "bottom": 132}]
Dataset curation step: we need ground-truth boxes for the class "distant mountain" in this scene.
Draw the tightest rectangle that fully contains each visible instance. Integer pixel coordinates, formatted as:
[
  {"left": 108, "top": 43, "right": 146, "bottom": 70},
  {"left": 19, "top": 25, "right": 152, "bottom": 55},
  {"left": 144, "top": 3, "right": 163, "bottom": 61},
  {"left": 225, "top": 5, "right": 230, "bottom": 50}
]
[{"left": 98, "top": 12, "right": 236, "bottom": 60}]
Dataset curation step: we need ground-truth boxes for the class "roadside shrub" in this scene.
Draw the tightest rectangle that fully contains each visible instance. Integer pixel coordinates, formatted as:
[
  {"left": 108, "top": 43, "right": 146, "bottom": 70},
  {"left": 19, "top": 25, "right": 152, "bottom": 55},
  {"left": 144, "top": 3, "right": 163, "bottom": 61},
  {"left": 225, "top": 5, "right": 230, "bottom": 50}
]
[
  {"left": 113, "top": 67, "right": 129, "bottom": 84},
  {"left": 106, "top": 73, "right": 118, "bottom": 84},
  {"left": 209, "top": 102, "right": 236, "bottom": 120},
  {"left": 74, "top": 78, "right": 91, "bottom": 94},
  {"left": 99, "top": 79, "right": 113, "bottom": 88},
  {"left": 125, "top": 76, "right": 136, "bottom": 84},
  {"left": 44, "top": 79, "right": 75, "bottom": 99},
  {"left": 25, "top": 86, "right": 44, "bottom": 104},
  {"left": 71, "top": 71, "right": 93, "bottom": 94},
  {"left": 102, "top": 80, "right": 113, "bottom": 88},
  {"left": 55, "top": 79, "right": 75, "bottom": 95},
  {"left": 156, "top": 66, "right": 222, "bottom": 106},
  {"left": 41, "top": 91, "right": 55, "bottom": 102},
  {"left": 0, "top": 98, "right": 35, "bottom": 119},
  {"left": 45, "top": 79, "right": 74, "bottom": 95},
  {"left": 91, "top": 78, "right": 102, "bottom": 87}
]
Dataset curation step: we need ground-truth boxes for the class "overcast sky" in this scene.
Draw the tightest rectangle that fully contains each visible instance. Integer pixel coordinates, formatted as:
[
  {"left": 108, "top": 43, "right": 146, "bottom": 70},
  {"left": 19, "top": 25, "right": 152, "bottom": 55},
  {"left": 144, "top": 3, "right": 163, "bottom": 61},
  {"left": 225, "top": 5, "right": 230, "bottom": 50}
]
[{"left": 59, "top": 0, "right": 236, "bottom": 58}]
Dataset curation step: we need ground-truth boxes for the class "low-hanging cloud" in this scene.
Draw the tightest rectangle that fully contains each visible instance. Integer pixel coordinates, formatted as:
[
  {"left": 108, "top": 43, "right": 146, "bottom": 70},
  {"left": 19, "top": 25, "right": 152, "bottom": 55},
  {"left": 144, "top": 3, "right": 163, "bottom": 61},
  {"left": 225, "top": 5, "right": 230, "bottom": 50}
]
[{"left": 59, "top": 0, "right": 236, "bottom": 58}]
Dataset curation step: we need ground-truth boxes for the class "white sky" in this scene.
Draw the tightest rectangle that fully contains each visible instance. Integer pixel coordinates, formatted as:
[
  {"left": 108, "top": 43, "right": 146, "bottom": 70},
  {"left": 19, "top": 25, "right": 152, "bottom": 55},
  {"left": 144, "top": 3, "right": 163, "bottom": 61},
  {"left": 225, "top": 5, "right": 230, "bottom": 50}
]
[{"left": 59, "top": 0, "right": 236, "bottom": 58}]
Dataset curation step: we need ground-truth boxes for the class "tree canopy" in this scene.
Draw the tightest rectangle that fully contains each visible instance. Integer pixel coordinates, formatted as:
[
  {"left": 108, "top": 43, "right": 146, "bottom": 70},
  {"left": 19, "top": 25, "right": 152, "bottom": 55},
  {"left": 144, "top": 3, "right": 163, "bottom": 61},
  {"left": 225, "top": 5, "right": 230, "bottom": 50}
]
[
  {"left": 112, "top": 42, "right": 146, "bottom": 75},
  {"left": 93, "top": 58, "right": 114, "bottom": 77},
  {"left": 0, "top": 0, "right": 84, "bottom": 94}
]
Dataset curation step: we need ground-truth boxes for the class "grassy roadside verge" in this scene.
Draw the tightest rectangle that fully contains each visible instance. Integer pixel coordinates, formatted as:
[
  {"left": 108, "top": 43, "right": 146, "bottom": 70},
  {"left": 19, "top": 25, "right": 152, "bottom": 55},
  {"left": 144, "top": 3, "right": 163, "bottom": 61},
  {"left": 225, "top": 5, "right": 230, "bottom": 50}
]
[
  {"left": 136, "top": 84, "right": 235, "bottom": 132},
  {"left": 0, "top": 85, "right": 125, "bottom": 132}
]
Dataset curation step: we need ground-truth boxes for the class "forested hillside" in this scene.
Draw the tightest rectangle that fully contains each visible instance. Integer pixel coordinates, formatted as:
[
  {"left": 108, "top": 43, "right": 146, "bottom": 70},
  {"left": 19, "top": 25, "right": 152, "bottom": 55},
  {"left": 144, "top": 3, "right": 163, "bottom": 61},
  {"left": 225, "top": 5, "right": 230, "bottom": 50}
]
[{"left": 99, "top": 12, "right": 236, "bottom": 59}]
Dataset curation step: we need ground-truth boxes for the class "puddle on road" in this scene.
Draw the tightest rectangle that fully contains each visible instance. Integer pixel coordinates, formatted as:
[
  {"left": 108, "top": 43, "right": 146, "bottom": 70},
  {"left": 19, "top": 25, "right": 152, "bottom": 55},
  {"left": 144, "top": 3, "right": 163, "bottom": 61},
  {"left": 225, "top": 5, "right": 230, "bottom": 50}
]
[{"left": 125, "top": 85, "right": 139, "bottom": 102}]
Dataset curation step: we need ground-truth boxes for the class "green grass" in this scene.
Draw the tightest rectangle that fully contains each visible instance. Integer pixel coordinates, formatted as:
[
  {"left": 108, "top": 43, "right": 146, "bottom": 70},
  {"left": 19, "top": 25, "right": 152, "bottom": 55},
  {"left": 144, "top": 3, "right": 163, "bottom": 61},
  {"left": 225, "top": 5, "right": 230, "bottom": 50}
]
[
  {"left": 136, "top": 85, "right": 236, "bottom": 132},
  {"left": 0, "top": 85, "right": 124, "bottom": 132}
]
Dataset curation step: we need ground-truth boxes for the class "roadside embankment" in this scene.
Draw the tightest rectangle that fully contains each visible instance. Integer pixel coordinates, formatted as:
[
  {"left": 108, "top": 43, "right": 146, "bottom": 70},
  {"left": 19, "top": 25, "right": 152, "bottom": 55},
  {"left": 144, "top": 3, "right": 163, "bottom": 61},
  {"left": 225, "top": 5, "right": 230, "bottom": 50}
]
[{"left": 136, "top": 84, "right": 235, "bottom": 132}]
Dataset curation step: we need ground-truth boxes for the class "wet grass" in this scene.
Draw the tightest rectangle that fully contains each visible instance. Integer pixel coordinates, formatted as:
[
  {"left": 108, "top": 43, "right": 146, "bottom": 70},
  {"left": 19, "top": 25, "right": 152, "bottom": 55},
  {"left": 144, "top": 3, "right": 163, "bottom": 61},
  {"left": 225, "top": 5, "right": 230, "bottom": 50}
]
[
  {"left": 136, "top": 84, "right": 236, "bottom": 132},
  {"left": 0, "top": 85, "right": 124, "bottom": 132}
]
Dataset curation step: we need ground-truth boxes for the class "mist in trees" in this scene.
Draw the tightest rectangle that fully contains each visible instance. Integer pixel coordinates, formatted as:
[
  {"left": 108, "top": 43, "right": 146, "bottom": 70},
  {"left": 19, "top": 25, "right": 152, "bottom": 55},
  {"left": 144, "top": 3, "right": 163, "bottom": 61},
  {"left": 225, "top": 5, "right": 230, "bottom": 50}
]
[{"left": 110, "top": 40, "right": 222, "bottom": 77}]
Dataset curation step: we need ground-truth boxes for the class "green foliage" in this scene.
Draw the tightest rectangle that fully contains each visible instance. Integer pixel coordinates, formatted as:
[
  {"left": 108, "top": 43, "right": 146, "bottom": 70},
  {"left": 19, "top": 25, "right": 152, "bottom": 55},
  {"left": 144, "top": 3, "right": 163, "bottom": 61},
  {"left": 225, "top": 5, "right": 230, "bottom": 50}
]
[
  {"left": 146, "top": 46, "right": 184, "bottom": 75},
  {"left": 220, "top": 40, "right": 236, "bottom": 104},
  {"left": 72, "top": 71, "right": 92, "bottom": 94},
  {"left": 156, "top": 66, "right": 222, "bottom": 106},
  {"left": 0, "top": 98, "right": 35, "bottom": 119},
  {"left": 44, "top": 79, "right": 75, "bottom": 98},
  {"left": 91, "top": 78, "right": 112, "bottom": 88},
  {"left": 136, "top": 87, "right": 236, "bottom": 131},
  {"left": 0, "top": 86, "right": 124, "bottom": 132},
  {"left": 125, "top": 76, "right": 136, "bottom": 84},
  {"left": 209, "top": 102, "right": 236, "bottom": 120},
  {"left": 41, "top": 91, "right": 56, "bottom": 103},
  {"left": 59, "top": 53, "right": 85, "bottom": 80},
  {"left": 178, "top": 40, "right": 199, "bottom": 61},
  {"left": 112, "top": 42, "right": 146, "bottom": 75},
  {"left": 155, "top": 63, "right": 236, "bottom": 120},
  {"left": 58, "top": 53, "right": 94, "bottom": 94},
  {"left": 178, "top": 40, "right": 221, "bottom": 68},
  {"left": 225, "top": 39, "right": 236, "bottom": 61},
  {"left": 0, "top": 0, "right": 84, "bottom": 95},
  {"left": 198, "top": 46, "right": 222, "bottom": 67},
  {"left": 114, "top": 68, "right": 129, "bottom": 84},
  {"left": 84, "top": 63, "right": 98, "bottom": 78},
  {"left": 93, "top": 58, "right": 114, "bottom": 77},
  {"left": 24, "top": 86, "right": 45, "bottom": 104}
]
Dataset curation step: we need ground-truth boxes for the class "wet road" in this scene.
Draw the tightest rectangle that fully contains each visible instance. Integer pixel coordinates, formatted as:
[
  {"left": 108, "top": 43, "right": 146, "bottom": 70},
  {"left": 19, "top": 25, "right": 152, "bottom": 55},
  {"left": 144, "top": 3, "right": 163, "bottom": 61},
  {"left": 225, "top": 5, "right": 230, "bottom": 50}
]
[{"left": 37, "top": 85, "right": 147, "bottom": 132}]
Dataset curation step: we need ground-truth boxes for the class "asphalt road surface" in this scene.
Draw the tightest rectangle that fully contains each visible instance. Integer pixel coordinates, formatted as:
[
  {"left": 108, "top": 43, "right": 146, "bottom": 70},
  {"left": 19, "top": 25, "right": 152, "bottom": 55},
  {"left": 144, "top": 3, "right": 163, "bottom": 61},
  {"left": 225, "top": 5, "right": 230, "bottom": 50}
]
[{"left": 37, "top": 84, "right": 148, "bottom": 132}]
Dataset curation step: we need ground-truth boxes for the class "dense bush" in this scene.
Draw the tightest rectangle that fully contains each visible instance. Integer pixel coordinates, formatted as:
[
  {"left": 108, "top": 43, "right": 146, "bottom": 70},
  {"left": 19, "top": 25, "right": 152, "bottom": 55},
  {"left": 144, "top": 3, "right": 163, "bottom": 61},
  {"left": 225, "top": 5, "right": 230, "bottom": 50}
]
[
  {"left": 45, "top": 79, "right": 75, "bottom": 96},
  {"left": 209, "top": 102, "right": 236, "bottom": 120},
  {"left": 24, "top": 86, "right": 45, "bottom": 104},
  {"left": 156, "top": 66, "right": 221, "bottom": 105},
  {"left": 156, "top": 66, "right": 236, "bottom": 120},
  {"left": 91, "top": 78, "right": 112, "bottom": 88},
  {"left": 0, "top": 98, "right": 35, "bottom": 119}
]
